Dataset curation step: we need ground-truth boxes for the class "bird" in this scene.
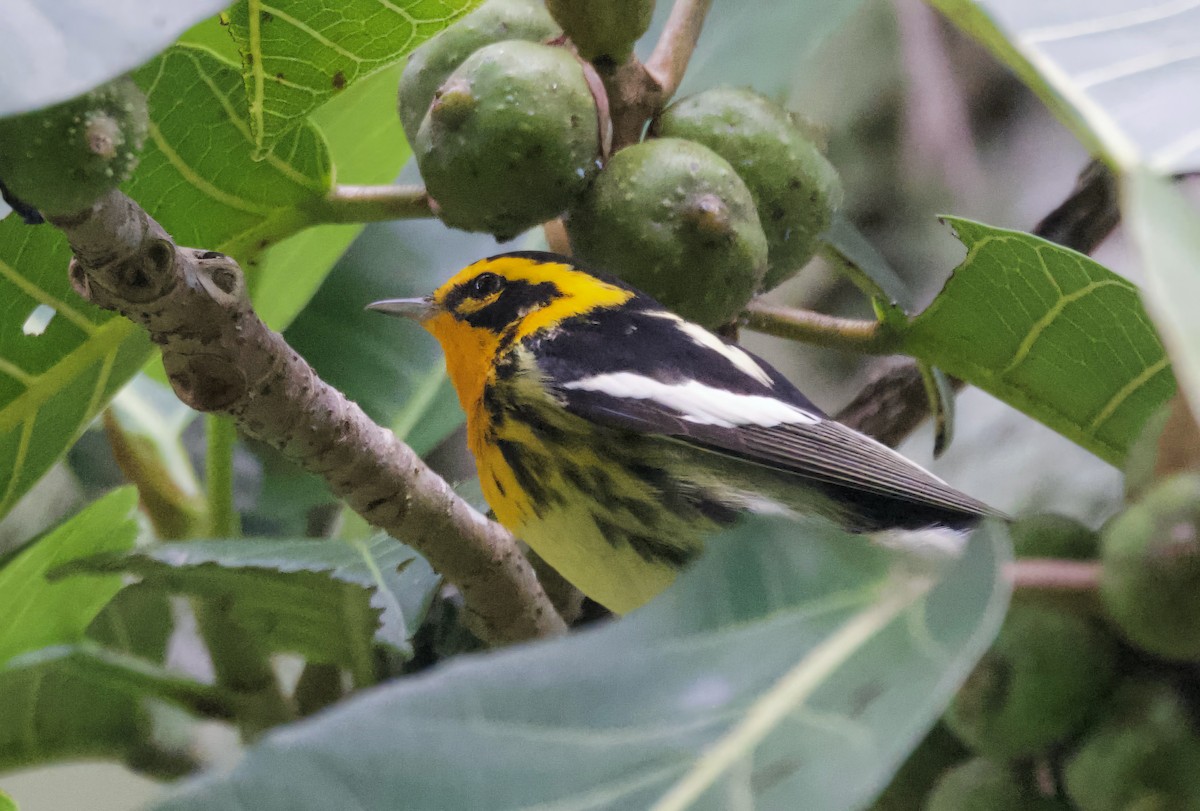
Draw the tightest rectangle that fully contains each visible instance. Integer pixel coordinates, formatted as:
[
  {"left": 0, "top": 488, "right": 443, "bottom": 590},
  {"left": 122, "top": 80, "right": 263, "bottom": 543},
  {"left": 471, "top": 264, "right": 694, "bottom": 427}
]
[{"left": 369, "top": 251, "right": 995, "bottom": 613}]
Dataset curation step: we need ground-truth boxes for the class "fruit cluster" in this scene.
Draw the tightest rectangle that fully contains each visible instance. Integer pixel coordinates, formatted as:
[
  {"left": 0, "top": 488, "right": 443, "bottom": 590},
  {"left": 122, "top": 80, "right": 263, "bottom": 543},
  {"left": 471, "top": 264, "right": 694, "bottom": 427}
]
[
  {"left": 875, "top": 479, "right": 1200, "bottom": 810},
  {"left": 398, "top": 0, "right": 842, "bottom": 326}
]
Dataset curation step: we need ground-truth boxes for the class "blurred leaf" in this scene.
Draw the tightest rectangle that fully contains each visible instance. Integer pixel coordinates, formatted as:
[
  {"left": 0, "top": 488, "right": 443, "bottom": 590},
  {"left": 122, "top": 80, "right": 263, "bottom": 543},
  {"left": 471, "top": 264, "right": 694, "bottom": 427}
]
[
  {"left": 0, "top": 789, "right": 13, "bottom": 811},
  {"left": 648, "top": 0, "right": 866, "bottom": 99},
  {"left": 0, "top": 488, "right": 138, "bottom": 665},
  {"left": 69, "top": 534, "right": 440, "bottom": 662},
  {"left": 0, "top": 1, "right": 229, "bottom": 117},
  {"left": 903, "top": 218, "right": 1175, "bottom": 466},
  {"left": 1124, "top": 169, "right": 1200, "bottom": 431},
  {"left": 87, "top": 582, "right": 175, "bottom": 663},
  {"left": 0, "top": 644, "right": 226, "bottom": 772},
  {"left": 933, "top": 0, "right": 1200, "bottom": 173},
  {"left": 225, "top": 0, "right": 477, "bottom": 156},
  {"left": 151, "top": 517, "right": 1009, "bottom": 811}
]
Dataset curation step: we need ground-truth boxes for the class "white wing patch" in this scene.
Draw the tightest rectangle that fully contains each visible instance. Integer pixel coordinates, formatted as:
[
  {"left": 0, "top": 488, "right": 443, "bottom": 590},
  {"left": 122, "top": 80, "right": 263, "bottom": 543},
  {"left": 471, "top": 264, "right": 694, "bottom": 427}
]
[
  {"left": 647, "top": 311, "right": 774, "bottom": 387},
  {"left": 563, "top": 372, "right": 820, "bottom": 428}
]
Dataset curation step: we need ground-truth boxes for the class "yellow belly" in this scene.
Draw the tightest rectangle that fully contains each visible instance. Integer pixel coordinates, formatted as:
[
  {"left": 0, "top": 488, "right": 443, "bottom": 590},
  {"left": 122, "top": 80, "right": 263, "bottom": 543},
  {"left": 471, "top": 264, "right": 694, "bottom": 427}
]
[{"left": 471, "top": 416, "right": 692, "bottom": 614}]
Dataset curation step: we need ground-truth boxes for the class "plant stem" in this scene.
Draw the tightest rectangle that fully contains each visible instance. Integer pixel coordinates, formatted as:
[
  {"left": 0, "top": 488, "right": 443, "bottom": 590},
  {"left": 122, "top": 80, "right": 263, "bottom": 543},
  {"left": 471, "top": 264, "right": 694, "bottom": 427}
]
[
  {"left": 307, "top": 184, "right": 433, "bottom": 224},
  {"left": 205, "top": 415, "right": 239, "bottom": 538},
  {"left": 742, "top": 301, "right": 902, "bottom": 354},
  {"left": 1007, "top": 558, "right": 1101, "bottom": 593},
  {"left": 645, "top": 0, "right": 713, "bottom": 99}
]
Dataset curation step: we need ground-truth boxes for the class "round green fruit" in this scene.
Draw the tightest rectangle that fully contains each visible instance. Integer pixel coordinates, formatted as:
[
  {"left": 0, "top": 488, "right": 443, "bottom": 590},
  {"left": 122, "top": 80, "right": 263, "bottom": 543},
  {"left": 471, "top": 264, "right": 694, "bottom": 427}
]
[
  {"left": 924, "top": 758, "right": 1026, "bottom": 811},
  {"left": 397, "top": 0, "right": 562, "bottom": 142},
  {"left": 414, "top": 40, "right": 599, "bottom": 240},
  {"left": 945, "top": 603, "right": 1116, "bottom": 759},
  {"left": 1101, "top": 473, "right": 1200, "bottom": 659},
  {"left": 545, "top": 0, "right": 655, "bottom": 62},
  {"left": 652, "top": 86, "right": 842, "bottom": 290},
  {"left": 1064, "top": 679, "right": 1200, "bottom": 811},
  {"left": 566, "top": 137, "right": 768, "bottom": 326},
  {"left": 0, "top": 76, "right": 148, "bottom": 217},
  {"left": 1011, "top": 513, "right": 1098, "bottom": 560},
  {"left": 870, "top": 724, "right": 967, "bottom": 811}
]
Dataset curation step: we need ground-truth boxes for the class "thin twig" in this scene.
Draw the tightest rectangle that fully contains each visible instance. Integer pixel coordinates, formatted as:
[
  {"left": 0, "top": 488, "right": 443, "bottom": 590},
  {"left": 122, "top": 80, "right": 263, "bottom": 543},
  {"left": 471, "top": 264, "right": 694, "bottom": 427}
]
[
  {"left": 1006, "top": 558, "right": 1102, "bottom": 593},
  {"left": 743, "top": 302, "right": 900, "bottom": 354},
  {"left": 307, "top": 184, "right": 433, "bottom": 224},
  {"left": 644, "top": 0, "right": 713, "bottom": 99}
]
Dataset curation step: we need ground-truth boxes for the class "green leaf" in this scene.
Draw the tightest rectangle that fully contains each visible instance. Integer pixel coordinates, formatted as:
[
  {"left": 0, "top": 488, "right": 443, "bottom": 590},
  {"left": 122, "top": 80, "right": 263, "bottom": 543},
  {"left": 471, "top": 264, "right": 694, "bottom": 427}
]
[
  {"left": 823, "top": 211, "right": 914, "bottom": 311},
  {"left": 902, "top": 217, "right": 1175, "bottom": 466},
  {"left": 932, "top": 1, "right": 1199, "bottom": 173},
  {"left": 151, "top": 516, "right": 1009, "bottom": 811},
  {"left": 70, "top": 534, "right": 440, "bottom": 663},
  {"left": 1125, "top": 169, "right": 1200, "bottom": 427},
  {"left": 0, "top": 488, "right": 138, "bottom": 666},
  {"left": 128, "top": 43, "right": 331, "bottom": 264},
  {"left": 0, "top": 223, "right": 153, "bottom": 520},
  {"left": 0, "top": 1, "right": 229, "bottom": 117},
  {"left": 249, "top": 63, "right": 415, "bottom": 330},
  {"left": 0, "top": 644, "right": 226, "bottom": 772},
  {"left": 0, "top": 788, "right": 14, "bottom": 811},
  {"left": 225, "top": 0, "right": 479, "bottom": 156}
]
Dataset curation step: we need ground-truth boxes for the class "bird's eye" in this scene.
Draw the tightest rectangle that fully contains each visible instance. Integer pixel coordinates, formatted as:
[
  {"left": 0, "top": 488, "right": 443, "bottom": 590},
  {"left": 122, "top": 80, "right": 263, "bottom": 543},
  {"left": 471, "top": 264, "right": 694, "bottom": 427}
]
[{"left": 469, "top": 272, "right": 504, "bottom": 298}]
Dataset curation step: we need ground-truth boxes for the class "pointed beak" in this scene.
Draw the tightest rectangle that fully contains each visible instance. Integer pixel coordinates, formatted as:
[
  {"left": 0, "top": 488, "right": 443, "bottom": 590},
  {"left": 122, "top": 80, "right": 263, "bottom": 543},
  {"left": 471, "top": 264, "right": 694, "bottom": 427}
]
[{"left": 366, "top": 296, "right": 437, "bottom": 322}]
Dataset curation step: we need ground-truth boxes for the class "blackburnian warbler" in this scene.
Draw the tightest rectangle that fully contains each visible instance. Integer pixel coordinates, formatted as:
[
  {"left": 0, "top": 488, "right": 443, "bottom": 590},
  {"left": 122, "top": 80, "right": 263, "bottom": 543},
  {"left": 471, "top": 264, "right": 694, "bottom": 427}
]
[{"left": 370, "top": 252, "right": 993, "bottom": 613}]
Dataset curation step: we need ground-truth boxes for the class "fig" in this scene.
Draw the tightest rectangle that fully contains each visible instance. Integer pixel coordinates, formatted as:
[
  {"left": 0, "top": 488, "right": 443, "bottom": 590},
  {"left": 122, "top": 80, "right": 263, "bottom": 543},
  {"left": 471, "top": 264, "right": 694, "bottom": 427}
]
[
  {"left": 545, "top": 0, "right": 655, "bottom": 63},
  {"left": 945, "top": 603, "right": 1116, "bottom": 759},
  {"left": 397, "top": 0, "right": 562, "bottom": 142},
  {"left": 653, "top": 86, "right": 842, "bottom": 290},
  {"left": 1101, "top": 473, "right": 1200, "bottom": 659},
  {"left": 414, "top": 40, "right": 599, "bottom": 240},
  {"left": 566, "top": 137, "right": 768, "bottom": 326},
  {"left": 0, "top": 77, "right": 148, "bottom": 217},
  {"left": 1011, "top": 513, "right": 1098, "bottom": 560},
  {"left": 924, "top": 758, "right": 1026, "bottom": 811},
  {"left": 1064, "top": 679, "right": 1200, "bottom": 811}
]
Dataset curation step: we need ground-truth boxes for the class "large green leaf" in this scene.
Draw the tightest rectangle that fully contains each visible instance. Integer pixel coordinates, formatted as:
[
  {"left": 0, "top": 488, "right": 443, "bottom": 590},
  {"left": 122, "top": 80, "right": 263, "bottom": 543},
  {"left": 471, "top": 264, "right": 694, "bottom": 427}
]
[
  {"left": 1125, "top": 169, "right": 1200, "bottom": 428},
  {"left": 0, "top": 40, "right": 339, "bottom": 522},
  {"left": 0, "top": 488, "right": 138, "bottom": 665},
  {"left": 903, "top": 217, "right": 1175, "bottom": 466},
  {"left": 225, "top": 0, "right": 479, "bottom": 156},
  {"left": 68, "top": 534, "right": 440, "bottom": 664},
  {"left": 151, "top": 516, "right": 1009, "bottom": 811},
  {"left": 0, "top": 1, "right": 229, "bottom": 117},
  {"left": 0, "top": 224, "right": 152, "bottom": 519},
  {"left": 128, "top": 43, "right": 331, "bottom": 262},
  {"left": 249, "top": 63, "right": 415, "bottom": 329},
  {"left": 932, "top": 1, "right": 1200, "bottom": 173}
]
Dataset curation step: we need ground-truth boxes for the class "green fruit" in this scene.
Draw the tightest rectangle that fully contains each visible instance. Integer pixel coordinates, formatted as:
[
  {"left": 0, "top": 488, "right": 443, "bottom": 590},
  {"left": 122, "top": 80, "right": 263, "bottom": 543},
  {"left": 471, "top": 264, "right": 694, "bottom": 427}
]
[
  {"left": 545, "top": 0, "right": 655, "bottom": 62},
  {"left": 652, "top": 86, "right": 842, "bottom": 290},
  {"left": 0, "top": 77, "right": 148, "bottom": 217},
  {"left": 1064, "top": 679, "right": 1200, "bottom": 811},
  {"left": 1011, "top": 513, "right": 1098, "bottom": 560},
  {"left": 924, "top": 759, "right": 1026, "bottom": 811},
  {"left": 566, "top": 137, "right": 768, "bottom": 326},
  {"left": 414, "top": 40, "right": 599, "bottom": 240},
  {"left": 397, "top": 0, "right": 562, "bottom": 142},
  {"left": 1101, "top": 473, "right": 1200, "bottom": 659},
  {"left": 945, "top": 603, "right": 1116, "bottom": 759}
]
